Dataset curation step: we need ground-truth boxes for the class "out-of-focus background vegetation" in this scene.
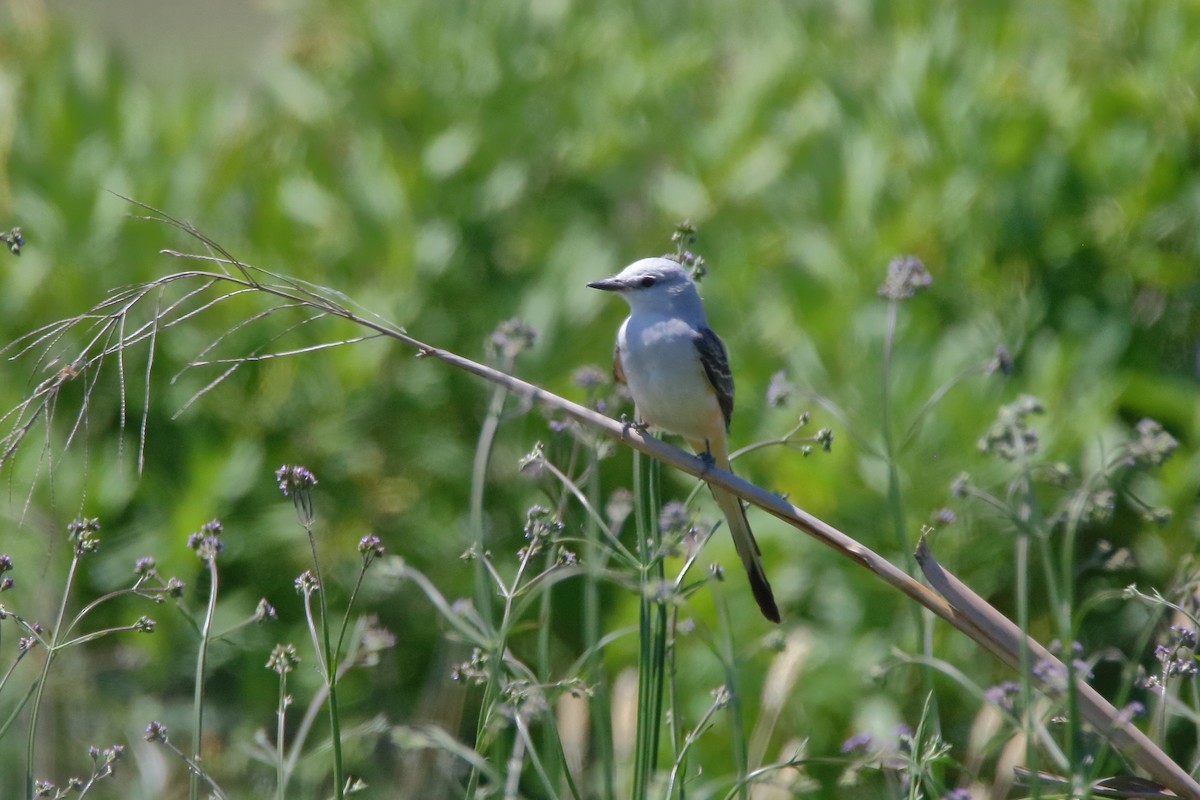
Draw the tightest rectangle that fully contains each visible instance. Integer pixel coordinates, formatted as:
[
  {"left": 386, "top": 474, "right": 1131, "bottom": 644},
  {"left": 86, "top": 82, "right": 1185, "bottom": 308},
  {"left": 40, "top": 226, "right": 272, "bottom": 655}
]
[{"left": 1, "top": 0, "right": 1198, "bottom": 796}]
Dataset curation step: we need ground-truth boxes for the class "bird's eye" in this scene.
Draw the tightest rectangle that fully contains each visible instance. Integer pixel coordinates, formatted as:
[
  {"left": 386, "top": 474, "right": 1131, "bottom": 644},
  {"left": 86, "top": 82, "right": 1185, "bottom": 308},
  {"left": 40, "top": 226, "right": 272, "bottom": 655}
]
[{"left": 640, "top": 275, "right": 657, "bottom": 288}]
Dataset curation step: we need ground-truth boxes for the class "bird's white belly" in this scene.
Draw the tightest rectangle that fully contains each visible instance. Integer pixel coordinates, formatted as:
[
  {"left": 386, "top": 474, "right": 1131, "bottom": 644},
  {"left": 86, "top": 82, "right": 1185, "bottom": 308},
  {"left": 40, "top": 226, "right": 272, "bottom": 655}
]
[{"left": 618, "top": 316, "right": 719, "bottom": 441}]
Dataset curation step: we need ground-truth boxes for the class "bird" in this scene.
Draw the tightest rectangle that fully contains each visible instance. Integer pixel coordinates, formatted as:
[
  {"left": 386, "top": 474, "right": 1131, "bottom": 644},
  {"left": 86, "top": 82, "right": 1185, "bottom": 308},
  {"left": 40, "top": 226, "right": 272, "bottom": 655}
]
[{"left": 588, "top": 257, "right": 780, "bottom": 623}]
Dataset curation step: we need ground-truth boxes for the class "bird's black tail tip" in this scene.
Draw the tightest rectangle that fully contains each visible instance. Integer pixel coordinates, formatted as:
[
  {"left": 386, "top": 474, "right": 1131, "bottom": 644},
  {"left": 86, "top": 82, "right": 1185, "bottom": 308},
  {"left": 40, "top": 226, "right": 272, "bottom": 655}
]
[{"left": 750, "top": 573, "right": 781, "bottom": 624}]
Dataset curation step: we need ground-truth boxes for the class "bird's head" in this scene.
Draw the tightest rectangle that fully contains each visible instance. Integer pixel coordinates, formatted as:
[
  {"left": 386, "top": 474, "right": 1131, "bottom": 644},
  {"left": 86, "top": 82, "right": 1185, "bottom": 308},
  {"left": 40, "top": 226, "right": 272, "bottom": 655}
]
[{"left": 587, "top": 258, "right": 702, "bottom": 316}]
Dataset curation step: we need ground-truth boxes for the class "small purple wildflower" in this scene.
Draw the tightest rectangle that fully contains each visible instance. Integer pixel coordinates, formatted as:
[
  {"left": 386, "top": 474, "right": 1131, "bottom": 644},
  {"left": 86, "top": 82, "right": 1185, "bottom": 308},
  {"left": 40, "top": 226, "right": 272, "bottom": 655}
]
[
  {"left": 294, "top": 570, "right": 320, "bottom": 594},
  {"left": 984, "top": 680, "right": 1019, "bottom": 709},
  {"left": 276, "top": 465, "right": 318, "bottom": 525},
  {"left": 840, "top": 732, "right": 874, "bottom": 754},
  {"left": 255, "top": 598, "right": 277, "bottom": 622},
  {"left": 766, "top": 371, "right": 795, "bottom": 408},
  {"left": 143, "top": 721, "right": 168, "bottom": 743},
  {"left": 276, "top": 465, "right": 317, "bottom": 496},
  {"left": 358, "top": 534, "right": 385, "bottom": 561},
  {"left": 877, "top": 255, "right": 931, "bottom": 300}
]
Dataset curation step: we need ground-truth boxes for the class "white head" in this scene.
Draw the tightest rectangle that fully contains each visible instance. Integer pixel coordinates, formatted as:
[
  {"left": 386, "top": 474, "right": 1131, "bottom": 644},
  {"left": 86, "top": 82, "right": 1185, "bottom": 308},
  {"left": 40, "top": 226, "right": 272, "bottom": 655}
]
[{"left": 587, "top": 257, "right": 706, "bottom": 319}]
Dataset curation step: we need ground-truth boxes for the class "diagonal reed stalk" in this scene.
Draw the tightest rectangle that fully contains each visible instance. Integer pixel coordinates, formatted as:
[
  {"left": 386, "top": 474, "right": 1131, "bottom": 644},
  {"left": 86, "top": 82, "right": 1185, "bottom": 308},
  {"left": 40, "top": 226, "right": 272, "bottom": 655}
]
[{"left": 2, "top": 202, "right": 1197, "bottom": 797}]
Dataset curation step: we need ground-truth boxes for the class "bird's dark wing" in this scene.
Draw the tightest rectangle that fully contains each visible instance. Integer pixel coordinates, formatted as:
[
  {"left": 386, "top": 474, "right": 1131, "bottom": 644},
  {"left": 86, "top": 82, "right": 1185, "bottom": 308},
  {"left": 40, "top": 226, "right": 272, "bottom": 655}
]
[{"left": 694, "top": 326, "right": 734, "bottom": 430}]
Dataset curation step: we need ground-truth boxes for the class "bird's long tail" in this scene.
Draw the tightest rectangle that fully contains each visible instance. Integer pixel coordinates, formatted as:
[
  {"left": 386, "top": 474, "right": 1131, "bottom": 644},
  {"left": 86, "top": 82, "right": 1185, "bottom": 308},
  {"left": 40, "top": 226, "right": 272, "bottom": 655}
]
[{"left": 688, "top": 437, "right": 780, "bottom": 623}]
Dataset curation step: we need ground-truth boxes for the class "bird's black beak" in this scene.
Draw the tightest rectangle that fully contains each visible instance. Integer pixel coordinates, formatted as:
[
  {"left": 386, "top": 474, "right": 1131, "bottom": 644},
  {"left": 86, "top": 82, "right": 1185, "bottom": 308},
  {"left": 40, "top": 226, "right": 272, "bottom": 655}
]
[{"left": 587, "top": 277, "right": 624, "bottom": 292}]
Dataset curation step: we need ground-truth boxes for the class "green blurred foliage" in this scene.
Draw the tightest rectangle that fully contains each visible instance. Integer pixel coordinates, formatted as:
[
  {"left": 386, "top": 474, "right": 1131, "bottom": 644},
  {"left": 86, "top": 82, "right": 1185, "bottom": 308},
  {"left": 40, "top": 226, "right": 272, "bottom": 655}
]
[{"left": 1, "top": 0, "right": 1198, "bottom": 795}]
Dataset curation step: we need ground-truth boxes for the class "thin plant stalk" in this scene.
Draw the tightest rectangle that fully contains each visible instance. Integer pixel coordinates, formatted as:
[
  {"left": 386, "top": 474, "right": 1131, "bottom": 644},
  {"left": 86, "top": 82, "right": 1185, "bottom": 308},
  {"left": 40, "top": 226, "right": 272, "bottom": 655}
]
[
  {"left": 468, "top": 507, "right": 544, "bottom": 800},
  {"left": 880, "top": 298, "right": 908, "bottom": 560},
  {"left": 582, "top": 449, "right": 616, "bottom": 800},
  {"left": 191, "top": 555, "right": 219, "bottom": 800},
  {"left": 304, "top": 524, "right": 345, "bottom": 800},
  {"left": 712, "top": 586, "right": 748, "bottom": 800},
  {"left": 632, "top": 449, "right": 667, "bottom": 800},
  {"left": 666, "top": 604, "right": 685, "bottom": 799},
  {"left": 282, "top": 621, "right": 367, "bottom": 790},
  {"left": 881, "top": 295, "right": 941, "bottom": 741},
  {"left": 23, "top": 551, "right": 81, "bottom": 799},
  {"left": 276, "top": 667, "right": 288, "bottom": 800},
  {"left": 463, "top": 360, "right": 514, "bottom": 800},
  {"left": 470, "top": 378, "right": 510, "bottom": 626}
]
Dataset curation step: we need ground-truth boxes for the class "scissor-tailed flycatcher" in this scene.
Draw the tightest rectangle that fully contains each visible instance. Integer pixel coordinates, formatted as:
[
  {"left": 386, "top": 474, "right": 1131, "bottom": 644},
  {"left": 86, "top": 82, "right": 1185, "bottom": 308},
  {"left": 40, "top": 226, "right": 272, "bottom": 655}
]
[{"left": 588, "top": 258, "right": 780, "bottom": 623}]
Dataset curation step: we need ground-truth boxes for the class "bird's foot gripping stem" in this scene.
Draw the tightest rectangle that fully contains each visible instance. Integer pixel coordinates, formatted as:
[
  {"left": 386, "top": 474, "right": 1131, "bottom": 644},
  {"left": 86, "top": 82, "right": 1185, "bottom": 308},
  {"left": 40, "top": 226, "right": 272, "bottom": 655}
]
[{"left": 620, "top": 415, "right": 651, "bottom": 436}]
